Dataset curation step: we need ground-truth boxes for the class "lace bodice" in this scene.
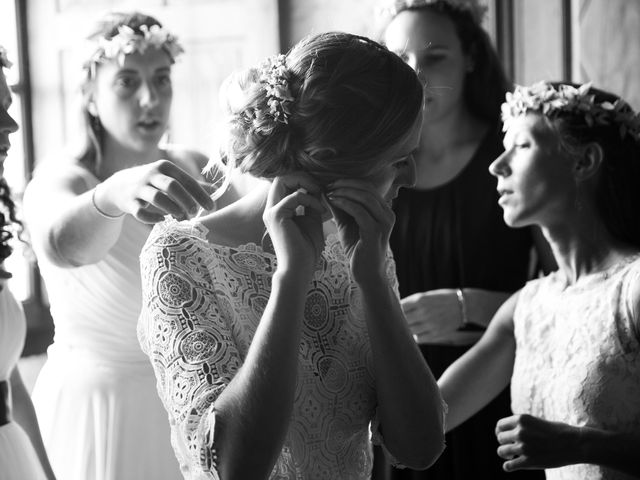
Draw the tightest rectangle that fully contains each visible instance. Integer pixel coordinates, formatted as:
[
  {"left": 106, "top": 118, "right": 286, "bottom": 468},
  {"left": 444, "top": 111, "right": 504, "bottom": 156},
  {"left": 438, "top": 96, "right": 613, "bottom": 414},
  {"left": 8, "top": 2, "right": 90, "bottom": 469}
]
[
  {"left": 138, "top": 219, "right": 398, "bottom": 479},
  {"left": 511, "top": 257, "right": 640, "bottom": 480}
]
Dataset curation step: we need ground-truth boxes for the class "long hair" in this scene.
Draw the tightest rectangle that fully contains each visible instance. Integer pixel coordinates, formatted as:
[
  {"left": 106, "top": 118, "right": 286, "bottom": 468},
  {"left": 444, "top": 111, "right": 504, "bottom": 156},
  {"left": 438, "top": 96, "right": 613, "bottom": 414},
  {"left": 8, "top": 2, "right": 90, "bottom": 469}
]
[
  {"left": 0, "top": 178, "right": 23, "bottom": 264},
  {"left": 382, "top": 0, "right": 512, "bottom": 122}
]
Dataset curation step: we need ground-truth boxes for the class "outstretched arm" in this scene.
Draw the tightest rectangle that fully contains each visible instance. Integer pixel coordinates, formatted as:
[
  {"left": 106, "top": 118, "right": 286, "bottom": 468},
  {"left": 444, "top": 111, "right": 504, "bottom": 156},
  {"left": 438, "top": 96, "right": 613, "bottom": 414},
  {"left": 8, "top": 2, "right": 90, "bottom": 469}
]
[
  {"left": 438, "top": 292, "right": 518, "bottom": 431},
  {"left": 24, "top": 158, "right": 214, "bottom": 268}
]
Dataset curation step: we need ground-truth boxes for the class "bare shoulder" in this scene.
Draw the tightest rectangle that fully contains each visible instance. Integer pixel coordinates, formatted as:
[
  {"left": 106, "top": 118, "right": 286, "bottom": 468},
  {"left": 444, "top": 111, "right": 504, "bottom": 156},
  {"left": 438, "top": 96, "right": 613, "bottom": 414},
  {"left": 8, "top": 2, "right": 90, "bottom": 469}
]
[
  {"left": 26, "top": 155, "right": 95, "bottom": 197},
  {"left": 163, "top": 144, "right": 209, "bottom": 179}
]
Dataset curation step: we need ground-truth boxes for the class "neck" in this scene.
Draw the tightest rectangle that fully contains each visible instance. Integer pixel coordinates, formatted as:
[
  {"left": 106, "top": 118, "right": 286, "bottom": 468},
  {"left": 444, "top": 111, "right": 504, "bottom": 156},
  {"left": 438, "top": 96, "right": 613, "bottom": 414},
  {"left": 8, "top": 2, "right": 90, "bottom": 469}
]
[
  {"left": 419, "top": 106, "right": 487, "bottom": 157},
  {"left": 542, "top": 212, "right": 635, "bottom": 284}
]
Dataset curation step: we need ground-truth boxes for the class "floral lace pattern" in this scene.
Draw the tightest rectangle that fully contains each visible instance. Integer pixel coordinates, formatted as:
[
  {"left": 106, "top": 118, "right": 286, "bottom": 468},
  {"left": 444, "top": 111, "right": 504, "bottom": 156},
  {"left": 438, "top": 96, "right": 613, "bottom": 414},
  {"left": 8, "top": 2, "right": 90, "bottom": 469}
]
[
  {"left": 511, "top": 256, "right": 640, "bottom": 480},
  {"left": 139, "top": 219, "right": 399, "bottom": 479}
]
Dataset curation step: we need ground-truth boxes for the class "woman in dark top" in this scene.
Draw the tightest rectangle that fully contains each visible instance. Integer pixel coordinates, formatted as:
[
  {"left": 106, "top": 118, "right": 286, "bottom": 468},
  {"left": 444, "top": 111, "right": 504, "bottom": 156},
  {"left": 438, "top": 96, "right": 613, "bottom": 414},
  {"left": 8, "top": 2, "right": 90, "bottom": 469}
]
[{"left": 378, "top": 1, "right": 553, "bottom": 479}]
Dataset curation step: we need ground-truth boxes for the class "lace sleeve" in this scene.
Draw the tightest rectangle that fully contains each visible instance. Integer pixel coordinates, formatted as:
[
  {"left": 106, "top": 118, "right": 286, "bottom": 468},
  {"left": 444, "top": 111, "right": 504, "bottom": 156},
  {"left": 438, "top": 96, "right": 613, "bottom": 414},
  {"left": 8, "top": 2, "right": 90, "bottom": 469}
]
[{"left": 139, "top": 224, "right": 243, "bottom": 479}]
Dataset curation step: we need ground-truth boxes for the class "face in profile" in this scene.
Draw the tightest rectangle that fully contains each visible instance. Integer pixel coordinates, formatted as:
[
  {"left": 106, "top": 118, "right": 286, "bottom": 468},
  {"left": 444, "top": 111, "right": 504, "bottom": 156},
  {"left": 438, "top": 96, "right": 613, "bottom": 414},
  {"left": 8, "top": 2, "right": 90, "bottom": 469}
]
[
  {"left": 89, "top": 47, "right": 173, "bottom": 152},
  {"left": 489, "top": 113, "right": 576, "bottom": 228},
  {"left": 0, "top": 70, "right": 19, "bottom": 178},
  {"left": 384, "top": 9, "right": 471, "bottom": 124},
  {"left": 362, "top": 113, "right": 421, "bottom": 204}
]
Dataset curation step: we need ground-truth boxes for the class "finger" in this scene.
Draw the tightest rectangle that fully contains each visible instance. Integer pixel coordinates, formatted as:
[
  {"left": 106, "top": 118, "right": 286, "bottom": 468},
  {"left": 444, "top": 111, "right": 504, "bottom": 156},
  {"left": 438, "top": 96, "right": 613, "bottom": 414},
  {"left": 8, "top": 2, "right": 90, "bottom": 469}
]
[
  {"left": 503, "top": 455, "right": 530, "bottom": 472},
  {"left": 156, "top": 161, "right": 215, "bottom": 210},
  {"left": 497, "top": 442, "right": 523, "bottom": 460},
  {"left": 496, "top": 428, "right": 519, "bottom": 445},
  {"left": 138, "top": 185, "right": 189, "bottom": 220},
  {"left": 272, "top": 188, "right": 327, "bottom": 220},
  {"left": 327, "top": 187, "right": 390, "bottom": 221},
  {"left": 149, "top": 174, "right": 206, "bottom": 217},
  {"left": 327, "top": 195, "right": 378, "bottom": 234},
  {"left": 495, "top": 415, "right": 519, "bottom": 434}
]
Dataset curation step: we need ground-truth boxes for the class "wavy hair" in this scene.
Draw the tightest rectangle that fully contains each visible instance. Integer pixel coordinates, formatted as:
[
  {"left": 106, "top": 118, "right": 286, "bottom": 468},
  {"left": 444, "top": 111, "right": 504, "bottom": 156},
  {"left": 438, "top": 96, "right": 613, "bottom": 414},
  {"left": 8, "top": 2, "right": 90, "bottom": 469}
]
[{"left": 214, "top": 32, "right": 423, "bottom": 184}]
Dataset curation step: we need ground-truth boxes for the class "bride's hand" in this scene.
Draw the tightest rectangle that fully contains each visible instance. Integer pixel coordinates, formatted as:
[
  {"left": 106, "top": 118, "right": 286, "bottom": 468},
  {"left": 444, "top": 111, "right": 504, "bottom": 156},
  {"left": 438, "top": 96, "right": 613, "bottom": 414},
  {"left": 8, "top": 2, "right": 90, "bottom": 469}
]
[
  {"left": 263, "top": 175, "right": 326, "bottom": 276},
  {"left": 326, "top": 179, "right": 394, "bottom": 283}
]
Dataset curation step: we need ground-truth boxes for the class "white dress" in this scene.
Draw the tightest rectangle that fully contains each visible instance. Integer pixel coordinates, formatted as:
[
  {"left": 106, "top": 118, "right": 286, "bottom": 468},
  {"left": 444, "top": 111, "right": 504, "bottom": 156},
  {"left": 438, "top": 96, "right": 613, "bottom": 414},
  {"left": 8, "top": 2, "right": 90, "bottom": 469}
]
[
  {"left": 138, "top": 219, "right": 400, "bottom": 480},
  {"left": 30, "top": 165, "right": 181, "bottom": 480},
  {"left": 511, "top": 256, "right": 640, "bottom": 480},
  {"left": 0, "top": 286, "right": 47, "bottom": 480}
]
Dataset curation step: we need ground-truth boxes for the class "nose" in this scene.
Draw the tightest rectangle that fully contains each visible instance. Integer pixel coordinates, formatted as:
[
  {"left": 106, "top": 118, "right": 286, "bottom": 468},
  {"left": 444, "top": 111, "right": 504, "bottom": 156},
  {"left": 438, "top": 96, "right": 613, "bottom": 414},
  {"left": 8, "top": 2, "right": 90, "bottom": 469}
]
[
  {"left": 398, "top": 155, "right": 417, "bottom": 188},
  {"left": 489, "top": 150, "right": 509, "bottom": 177},
  {"left": 138, "top": 81, "right": 159, "bottom": 109},
  {"left": 0, "top": 108, "right": 18, "bottom": 135}
]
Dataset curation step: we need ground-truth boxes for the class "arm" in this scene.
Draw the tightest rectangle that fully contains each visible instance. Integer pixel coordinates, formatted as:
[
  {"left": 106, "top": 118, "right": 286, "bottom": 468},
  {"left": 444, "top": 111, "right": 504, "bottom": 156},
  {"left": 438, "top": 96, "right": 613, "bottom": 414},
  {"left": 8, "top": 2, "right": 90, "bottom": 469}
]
[
  {"left": 327, "top": 179, "right": 445, "bottom": 469},
  {"left": 438, "top": 292, "right": 518, "bottom": 431},
  {"left": 23, "top": 158, "right": 214, "bottom": 268},
  {"left": 10, "top": 367, "right": 56, "bottom": 480},
  {"left": 495, "top": 414, "right": 640, "bottom": 476},
  {"left": 141, "top": 178, "right": 325, "bottom": 480},
  {"left": 404, "top": 288, "right": 511, "bottom": 345}
]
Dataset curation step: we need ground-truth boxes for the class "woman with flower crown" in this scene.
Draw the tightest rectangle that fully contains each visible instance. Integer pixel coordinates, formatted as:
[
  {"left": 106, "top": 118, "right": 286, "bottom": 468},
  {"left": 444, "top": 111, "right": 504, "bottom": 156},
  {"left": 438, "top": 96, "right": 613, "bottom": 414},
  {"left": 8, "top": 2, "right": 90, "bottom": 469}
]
[
  {"left": 378, "top": 1, "right": 551, "bottom": 479},
  {"left": 438, "top": 81, "right": 640, "bottom": 480},
  {"left": 22, "top": 11, "right": 244, "bottom": 480},
  {"left": 138, "top": 31, "right": 446, "bottom": 479},
  {"left": 0, "top": 45, "right": 56, "bottom": 480}
]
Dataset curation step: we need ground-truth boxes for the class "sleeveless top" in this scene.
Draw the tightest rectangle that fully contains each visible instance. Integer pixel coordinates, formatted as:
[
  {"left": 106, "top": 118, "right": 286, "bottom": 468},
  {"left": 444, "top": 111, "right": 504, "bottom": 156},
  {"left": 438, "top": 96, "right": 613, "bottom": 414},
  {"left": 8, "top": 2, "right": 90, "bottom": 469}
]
[
  {"left": 35, "top": 164, "right": 152, "bottom": 367},
  {"left": 139, "top": 219, "right": 401, "bottom": 480},
  {"left": 390, "top": 121, "right": 533, "bottom": 297},
  {"left": 512, "top": 256, "right": 640, "bottom": 480}
]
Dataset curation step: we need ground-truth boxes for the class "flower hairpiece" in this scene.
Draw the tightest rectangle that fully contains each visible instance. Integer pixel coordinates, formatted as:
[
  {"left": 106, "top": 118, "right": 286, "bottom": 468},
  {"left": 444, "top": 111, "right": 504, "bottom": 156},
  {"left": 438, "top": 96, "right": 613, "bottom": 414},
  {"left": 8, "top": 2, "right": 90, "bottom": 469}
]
[
  {"left": 378, "top": 0, "right": 488, "bottom": 24},
  {"left": 251, "top": 54, "right": 294, "bottom": 135},
  {"left": 0, "top": 46, "right": 12, "bottom": 69},
  {"left": 501, "top": 81, "right": 640, "bottom": 143},
  {"left": 85, "top": 24, "right": 184, "bottom": 73}
]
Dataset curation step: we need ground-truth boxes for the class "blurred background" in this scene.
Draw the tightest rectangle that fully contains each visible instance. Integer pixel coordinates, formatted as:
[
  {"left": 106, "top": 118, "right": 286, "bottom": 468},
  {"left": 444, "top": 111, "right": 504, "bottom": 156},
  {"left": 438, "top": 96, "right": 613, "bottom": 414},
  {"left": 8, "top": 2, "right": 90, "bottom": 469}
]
[{"left": 1, "top": 0, "right": 639, "bottom": 386}]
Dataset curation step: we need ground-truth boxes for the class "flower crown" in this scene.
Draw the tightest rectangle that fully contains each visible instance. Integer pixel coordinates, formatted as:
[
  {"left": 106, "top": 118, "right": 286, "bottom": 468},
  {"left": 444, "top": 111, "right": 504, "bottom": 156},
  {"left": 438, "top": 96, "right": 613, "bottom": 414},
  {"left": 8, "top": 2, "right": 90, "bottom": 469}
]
[
  {"left": 84, "top": 24, "right": 184, "bottom": 73},
  {"left": 248, "top": 54, "right": 294, "bottom": 135},
  {"left": 501, "top": 81, "right": 640, "bottom": 143},
  {"left": 378, "top": 0, "right": 488, "bottom": 24},
  {"left": 0, "top": 46, "right": 12, "bottom": 69}
]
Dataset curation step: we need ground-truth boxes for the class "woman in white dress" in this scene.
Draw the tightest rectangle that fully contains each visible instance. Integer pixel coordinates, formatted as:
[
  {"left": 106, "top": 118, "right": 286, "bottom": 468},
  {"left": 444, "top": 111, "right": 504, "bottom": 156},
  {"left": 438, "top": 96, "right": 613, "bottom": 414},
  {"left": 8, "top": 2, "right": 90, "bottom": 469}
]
[
  {"left": 22, "top": 12, "right": 242, "bottom": 480},
  {"left": 439, "top": 81, "right": 640, "bottom": 479},
  {"left": 139, "top": 32, "right": 446, "bottom": 479},
  {"left": 0, "top": 45, "right": 55, "bottom": 480}
]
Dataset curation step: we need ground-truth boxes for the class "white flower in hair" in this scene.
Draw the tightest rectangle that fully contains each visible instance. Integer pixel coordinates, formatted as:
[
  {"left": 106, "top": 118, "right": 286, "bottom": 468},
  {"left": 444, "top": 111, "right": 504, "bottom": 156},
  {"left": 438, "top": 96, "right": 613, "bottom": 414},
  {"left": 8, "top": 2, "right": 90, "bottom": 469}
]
[
  {"left": 378, "top": 0, "right": 488, "bottom": 24},
  {"left": 86, "top": 24, "right": 184, "bottom": 72},
  {"left": 0, "top": 46, "right": 12, "bottom": 69},
  {"left": 502, "top": 81, "right": 640, "bottom": 143},
  {"left": 252, "top": 54, "right": 294, "bottom": 135}
]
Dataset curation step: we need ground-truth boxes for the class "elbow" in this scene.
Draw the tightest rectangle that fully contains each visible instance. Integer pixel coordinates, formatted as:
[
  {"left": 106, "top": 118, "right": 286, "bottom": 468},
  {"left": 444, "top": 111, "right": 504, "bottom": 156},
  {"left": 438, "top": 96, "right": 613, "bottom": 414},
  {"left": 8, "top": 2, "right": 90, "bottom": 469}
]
[{"left": 409, "top": 430, "right": 446, "bottom": 470}]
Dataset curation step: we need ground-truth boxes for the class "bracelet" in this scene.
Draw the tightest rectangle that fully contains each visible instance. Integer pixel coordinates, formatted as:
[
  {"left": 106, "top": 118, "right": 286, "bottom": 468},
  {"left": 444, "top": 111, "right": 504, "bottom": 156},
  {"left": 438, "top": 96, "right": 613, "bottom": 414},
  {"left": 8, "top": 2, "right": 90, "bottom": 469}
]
[
  {"left": 456, "top": 288, "right": 469, "bottom": 328},
  {"left": 91, "top": 186, "right": 124, "bottom": 219}
]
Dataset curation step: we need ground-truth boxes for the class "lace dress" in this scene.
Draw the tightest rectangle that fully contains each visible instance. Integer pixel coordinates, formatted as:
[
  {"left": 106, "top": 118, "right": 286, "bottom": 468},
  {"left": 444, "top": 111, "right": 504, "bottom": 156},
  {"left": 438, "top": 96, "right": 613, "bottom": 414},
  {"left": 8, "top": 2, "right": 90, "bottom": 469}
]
[
  {"left": 512, "top": 256, "right": 640, "bottom": 480},
  {"left": 138, "top": 219, "right": 399, "bottom": 480}
]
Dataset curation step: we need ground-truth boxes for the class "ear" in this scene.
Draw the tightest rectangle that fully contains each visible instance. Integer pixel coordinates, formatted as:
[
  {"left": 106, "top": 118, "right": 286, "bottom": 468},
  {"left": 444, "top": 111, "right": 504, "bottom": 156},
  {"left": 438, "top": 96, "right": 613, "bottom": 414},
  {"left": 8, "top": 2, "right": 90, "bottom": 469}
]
[{"left": 573, "top": 142, "right": 603, "bottom": 181}]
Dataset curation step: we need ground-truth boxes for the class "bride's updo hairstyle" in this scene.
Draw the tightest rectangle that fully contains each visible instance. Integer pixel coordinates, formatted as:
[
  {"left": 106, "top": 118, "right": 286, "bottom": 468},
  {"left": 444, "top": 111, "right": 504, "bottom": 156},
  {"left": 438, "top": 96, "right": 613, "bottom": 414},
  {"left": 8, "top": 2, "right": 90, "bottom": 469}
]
[{"left": 213, "top": 31, "right": 423, "bottom": 183}]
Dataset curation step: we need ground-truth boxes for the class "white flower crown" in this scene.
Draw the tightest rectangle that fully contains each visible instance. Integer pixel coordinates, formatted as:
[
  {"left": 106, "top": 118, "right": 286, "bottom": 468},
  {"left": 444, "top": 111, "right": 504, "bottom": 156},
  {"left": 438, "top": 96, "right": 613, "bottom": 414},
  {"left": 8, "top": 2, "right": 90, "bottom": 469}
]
[
  {"left": 378, "top": 0, "right": 488, "bottom": 24},
  {"left": 0, "top": 46, "right": 12, "bottom": 69},
  {"left": 85, "top": 24, "right": 184, "bottom": 73},
  {"left": 501, "top": 81, "right": 640, "bottom": 143}
]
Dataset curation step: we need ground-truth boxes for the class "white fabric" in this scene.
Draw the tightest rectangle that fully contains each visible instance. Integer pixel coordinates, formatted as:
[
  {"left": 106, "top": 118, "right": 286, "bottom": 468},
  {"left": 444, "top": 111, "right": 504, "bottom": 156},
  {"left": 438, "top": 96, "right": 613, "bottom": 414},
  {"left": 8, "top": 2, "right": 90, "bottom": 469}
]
[
  {"left": 30, "top": 166, "right": 181, "bottom": 480},
  {"left": 0, "top": 287, "right": 47, "bottom": 480},
  {"left": 138, "top": 219, "right": 400, "bottom": 480},
  {"left": 512, "top": 255, "right": 640, "bottom": 480}
]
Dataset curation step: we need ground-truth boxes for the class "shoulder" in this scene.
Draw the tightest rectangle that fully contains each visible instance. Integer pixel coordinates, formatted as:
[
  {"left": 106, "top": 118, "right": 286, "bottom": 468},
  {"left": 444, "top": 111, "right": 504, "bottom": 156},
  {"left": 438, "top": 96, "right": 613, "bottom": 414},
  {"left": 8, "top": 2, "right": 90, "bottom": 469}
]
[
  {"left": 144, "top": 218, "right": 209, "bottom": 254},
  {"left": 163, "top": 144, "right": 209, "bottom": 178},
  {"left": 28, "top": 153, "right": 96, "bottom": 193}
]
